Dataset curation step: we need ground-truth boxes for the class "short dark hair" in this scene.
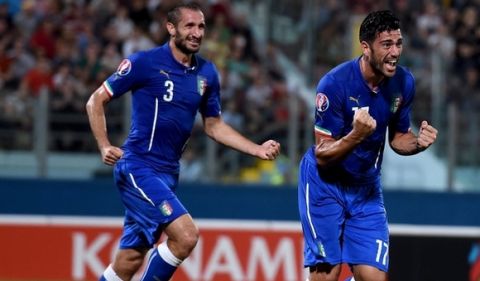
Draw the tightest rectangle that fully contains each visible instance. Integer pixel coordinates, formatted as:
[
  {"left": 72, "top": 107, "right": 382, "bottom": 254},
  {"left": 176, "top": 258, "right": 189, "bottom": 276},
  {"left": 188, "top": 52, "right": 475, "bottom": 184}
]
[
  {"left": 167, "top": 2, "right": 203, "bottom": 26},
  {"left": 359, "top": 10, "right": 401, "bottom": 43}
]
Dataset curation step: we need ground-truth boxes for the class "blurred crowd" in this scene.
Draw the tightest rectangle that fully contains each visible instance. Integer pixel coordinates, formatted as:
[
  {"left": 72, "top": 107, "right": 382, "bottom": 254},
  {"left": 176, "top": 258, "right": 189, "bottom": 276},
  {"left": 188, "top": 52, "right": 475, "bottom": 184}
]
[
  {"left": 308, "top": 0, "right": 480, "bottom": 165},
  {"left": 1, "top": 0, "right": 480, "bottom": 181},
  {"left": 0, "top": 0, "right": 296, "bottom": 152}
]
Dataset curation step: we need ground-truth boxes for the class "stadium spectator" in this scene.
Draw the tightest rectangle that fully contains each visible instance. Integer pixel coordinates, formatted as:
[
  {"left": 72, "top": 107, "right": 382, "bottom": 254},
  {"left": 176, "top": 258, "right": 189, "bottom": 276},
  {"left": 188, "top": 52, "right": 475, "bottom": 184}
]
[
  {"left": 0, "top": 0, "right": 478, "bottom": 183},
  {"left": 19, "top": 55, "right": 53, "bottom": 97}
]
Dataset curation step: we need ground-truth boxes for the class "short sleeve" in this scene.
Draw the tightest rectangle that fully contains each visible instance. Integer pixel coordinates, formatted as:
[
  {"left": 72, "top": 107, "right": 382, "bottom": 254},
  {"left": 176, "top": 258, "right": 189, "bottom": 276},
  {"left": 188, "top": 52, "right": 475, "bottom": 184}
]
[
  {"left": 199, "top": 63, "right": 221, "bottom": 117},
  {"left": 390, "top": 73, "right": 415, "bottom": 133},
  {"left": 314, "top": 75, "right": 345, "bottom": 139},
  {"left": 103, "top": 52, "right": 150, "bottom": 98}
]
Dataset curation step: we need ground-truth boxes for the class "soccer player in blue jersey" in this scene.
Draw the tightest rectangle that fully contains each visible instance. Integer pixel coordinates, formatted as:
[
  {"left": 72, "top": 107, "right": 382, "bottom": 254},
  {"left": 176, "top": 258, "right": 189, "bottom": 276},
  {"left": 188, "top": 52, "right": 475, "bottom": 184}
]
[
  {"left": 86, "top": 3, "right": 280, "bottom": 281},
  {"left": 298, "top": 10, "right": 437, "bottom": 281}
]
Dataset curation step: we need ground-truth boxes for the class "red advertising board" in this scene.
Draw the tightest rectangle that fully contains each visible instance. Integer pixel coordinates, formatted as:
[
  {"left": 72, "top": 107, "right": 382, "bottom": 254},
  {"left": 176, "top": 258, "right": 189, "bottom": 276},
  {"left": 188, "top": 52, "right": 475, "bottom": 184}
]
[{"left": 0, "top": 215, "right": 352, "bottom": 281}]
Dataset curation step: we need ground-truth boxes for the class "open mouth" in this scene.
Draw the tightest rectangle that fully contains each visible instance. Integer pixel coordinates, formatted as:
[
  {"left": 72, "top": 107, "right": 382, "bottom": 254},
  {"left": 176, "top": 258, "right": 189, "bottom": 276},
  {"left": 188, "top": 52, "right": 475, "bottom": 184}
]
[
  {"left": 187, "top": 36, "right": 201, "bottom": 46},
  {"left": 385, "top": 60, "right": 397, "bottom": 72}
]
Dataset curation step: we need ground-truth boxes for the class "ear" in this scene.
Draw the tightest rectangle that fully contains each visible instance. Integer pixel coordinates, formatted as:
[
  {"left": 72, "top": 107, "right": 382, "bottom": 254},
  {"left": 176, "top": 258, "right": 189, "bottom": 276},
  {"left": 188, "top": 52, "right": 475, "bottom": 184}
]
[
  {"left": 360, "top": 41, "right": 370, "bottom": 56},
  {"left": 166, "top": 22, "right": 176, "bottom": 37}
]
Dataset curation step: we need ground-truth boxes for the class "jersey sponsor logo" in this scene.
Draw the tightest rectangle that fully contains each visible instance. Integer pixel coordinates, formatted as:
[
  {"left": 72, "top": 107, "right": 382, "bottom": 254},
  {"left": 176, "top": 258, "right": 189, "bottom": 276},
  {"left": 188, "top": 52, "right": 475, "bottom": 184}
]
[
  {"left": 197, "top": 76, "right": 207, "bottom": 96},
  {"left": 116, "top": 59, "right": 132, "bottom": 76},
  {"left": 316, "top": 93, "right": 329, "bottom": 112},
  {"left": 159, "top": 200, "right": 173, "bottom": 216}
]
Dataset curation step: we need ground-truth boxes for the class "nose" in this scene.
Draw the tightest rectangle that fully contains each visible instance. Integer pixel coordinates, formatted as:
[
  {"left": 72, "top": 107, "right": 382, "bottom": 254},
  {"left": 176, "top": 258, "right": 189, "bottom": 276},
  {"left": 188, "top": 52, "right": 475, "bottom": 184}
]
[
  {"left": 390, "top": 45, "right": 401, "bottom": 57},
  {"left": 192, "top": 27, "right": 203, "bottom": 38}
]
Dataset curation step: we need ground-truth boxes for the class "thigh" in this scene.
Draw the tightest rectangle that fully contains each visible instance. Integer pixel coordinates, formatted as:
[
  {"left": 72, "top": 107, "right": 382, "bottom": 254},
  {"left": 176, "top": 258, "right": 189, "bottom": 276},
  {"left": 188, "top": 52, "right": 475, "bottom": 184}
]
[
  {"left": 343, "top": 184, "right": 389, "bottom": 272},
  {"left": 164, "top": 213, "right": 197, "bottom": 237},
  {"left": 351, "top": 264, "right": 388, "bottom": 281},
  {"left": 298, "top": 156, "right": 345, "bottom": 267},
  {"left": 115, "top": 159, "right": 189, "bottom": 248}
]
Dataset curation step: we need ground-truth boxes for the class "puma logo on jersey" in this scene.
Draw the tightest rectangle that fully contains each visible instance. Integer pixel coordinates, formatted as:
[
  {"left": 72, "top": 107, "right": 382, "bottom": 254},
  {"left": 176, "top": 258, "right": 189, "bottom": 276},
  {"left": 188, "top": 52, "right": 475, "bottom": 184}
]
[
  {"left": 349, "top": 96, "right": 360, "bottom": 106},
  {"left": 159, "top": 70, "right": 170, "bottom": 79}
]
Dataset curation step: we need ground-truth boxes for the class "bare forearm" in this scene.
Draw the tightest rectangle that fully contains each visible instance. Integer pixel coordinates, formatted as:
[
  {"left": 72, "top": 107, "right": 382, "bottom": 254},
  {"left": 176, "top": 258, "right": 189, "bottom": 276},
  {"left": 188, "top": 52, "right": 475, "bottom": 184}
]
[
  {"left": 315, "top": 130, "right": 365, "bottom": 167},
  {"left": 206, "top": 120, "right": 260, "bottom": 156},
  {"left": 86, "top": 88, "right": 124, "bottom": 166},
  {"left": 204, "top": 116, "right": 280, "bottom": 160},
  {"left": 86, "top": 91, "right": 111, "bottom": 149},
  {"left": 390, "top": 131, "right": 423, "bottom": 155}
]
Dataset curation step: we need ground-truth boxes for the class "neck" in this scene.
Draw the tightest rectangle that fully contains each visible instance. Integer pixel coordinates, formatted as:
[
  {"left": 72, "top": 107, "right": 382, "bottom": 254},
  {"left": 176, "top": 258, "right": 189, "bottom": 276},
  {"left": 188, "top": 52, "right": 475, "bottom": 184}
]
[
  {"left": 169, "top": 40, "right": 192, "bottom": 67},
  {"left": 360, "top": 56, "right": 383, "bottom": 91}
]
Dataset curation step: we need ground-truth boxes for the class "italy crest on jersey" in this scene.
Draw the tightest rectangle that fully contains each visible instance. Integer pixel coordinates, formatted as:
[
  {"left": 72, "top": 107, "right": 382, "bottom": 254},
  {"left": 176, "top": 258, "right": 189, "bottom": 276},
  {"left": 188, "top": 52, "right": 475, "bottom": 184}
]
[
  {"left": 390, "top": 96, "right": 402, "bottom": 113},
  {"left": 159, "top": 200, "right": 173, "bottom": 216},
  {"left": 197, "top": 76, "right": 207, "bottom": 96}
]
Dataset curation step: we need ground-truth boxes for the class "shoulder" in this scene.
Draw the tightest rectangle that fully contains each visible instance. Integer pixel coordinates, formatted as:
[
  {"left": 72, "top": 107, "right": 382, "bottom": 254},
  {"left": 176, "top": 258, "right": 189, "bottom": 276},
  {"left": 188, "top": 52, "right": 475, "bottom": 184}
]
[
  {"left": 127, "top": 49, "right": 155, "bottom": 67},
  {"left": 317, "top": 59, "right": 356, "bottom": 90},
  {"left": 392, "top": 65, "right": 416, "bottom": 91},
  {"left": 322, "top": 59, "right": 358, "bottom": 84},
  {"left": 196, "top": 55, "right": 216, "bottom": 71},
  {"left": 395, "top": 65, "right": 415, "bottom": 83},
  {"left": 196, "top": 55, "right": 219, "bottom": 80}
]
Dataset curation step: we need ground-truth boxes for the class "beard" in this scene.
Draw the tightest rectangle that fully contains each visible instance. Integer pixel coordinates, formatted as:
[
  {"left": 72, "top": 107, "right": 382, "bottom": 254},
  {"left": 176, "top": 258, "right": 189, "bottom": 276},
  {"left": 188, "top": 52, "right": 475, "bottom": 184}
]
[
  {"left": 174, "top": 34, "right": 201, "bottom": 55},
  {"left": 368, "top": 48, "right": 396, "bottom": 78}
]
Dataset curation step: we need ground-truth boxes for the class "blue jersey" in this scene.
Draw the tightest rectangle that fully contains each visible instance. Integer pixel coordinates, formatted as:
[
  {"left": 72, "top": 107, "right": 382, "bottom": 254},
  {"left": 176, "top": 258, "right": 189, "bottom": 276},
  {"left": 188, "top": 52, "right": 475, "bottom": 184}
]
[
  {"left": 313, "top": 57, "right": 415, "bottom": 185},
  {"left": 103, "top": 43, "right": 221, "bottom": 173}
]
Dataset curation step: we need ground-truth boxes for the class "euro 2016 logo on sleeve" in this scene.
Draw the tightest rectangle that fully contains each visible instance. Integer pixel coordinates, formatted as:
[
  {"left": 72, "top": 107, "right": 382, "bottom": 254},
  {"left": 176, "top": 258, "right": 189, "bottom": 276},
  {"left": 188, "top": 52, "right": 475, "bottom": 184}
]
[
  {"left": 116, "top": 59, "right": 132, "bottom": 77},
  {"left": 159, "top": 200, "right": 173, "bottom": 216},
  {"left": 316, "top": 93, "right": 329, "bottom": 112}
]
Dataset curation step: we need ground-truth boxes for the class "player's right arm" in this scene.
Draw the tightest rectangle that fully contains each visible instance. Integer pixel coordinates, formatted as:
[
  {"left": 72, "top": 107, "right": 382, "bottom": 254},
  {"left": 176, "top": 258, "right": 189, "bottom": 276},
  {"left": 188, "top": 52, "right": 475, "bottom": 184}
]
[
  {"left": 86, "top": 85, "right": 124, "bottom": 166},
  {"left": 315, "top": 109, "right": 376, "bottom": 168}
]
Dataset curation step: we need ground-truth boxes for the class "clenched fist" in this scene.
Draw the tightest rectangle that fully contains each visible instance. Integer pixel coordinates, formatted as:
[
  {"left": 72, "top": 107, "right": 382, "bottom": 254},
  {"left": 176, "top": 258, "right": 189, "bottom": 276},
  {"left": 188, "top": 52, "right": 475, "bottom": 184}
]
[
  {"left": 417, "top": 120, "right": 437, "bottom": 150},
  {"left": 352, "top": 109, "right": 377, "bottom": 138},
  {"left": 100, "top": 145, "right": 124, "bottom": 166},
  {"left": 257, "top": 140, "right": 281, "bottom": 160}
]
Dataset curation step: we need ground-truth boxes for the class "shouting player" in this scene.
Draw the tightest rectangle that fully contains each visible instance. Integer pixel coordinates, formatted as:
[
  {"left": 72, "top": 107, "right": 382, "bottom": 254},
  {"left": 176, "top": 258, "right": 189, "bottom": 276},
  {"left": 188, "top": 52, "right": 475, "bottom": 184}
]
[{"left": 297, "top": 10, "right": 437, "bottom": 281}]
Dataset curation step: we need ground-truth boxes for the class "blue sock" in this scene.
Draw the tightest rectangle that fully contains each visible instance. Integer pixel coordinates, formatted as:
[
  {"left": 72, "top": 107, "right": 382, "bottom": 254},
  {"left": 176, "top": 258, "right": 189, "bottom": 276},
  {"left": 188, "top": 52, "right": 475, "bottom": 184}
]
[
  {"left": 140, "top": 242, "right": 182, "bottom": 281},
  {"left": 99, "top": 264, "right": 123, "bottom": 281}
]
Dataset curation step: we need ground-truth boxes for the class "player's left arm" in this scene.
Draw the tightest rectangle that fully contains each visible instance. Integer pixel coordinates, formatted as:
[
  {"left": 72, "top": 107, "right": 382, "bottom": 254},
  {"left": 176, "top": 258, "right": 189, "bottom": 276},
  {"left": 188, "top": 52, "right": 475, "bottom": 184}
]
[
  {"left": 389, "top": 120, "right": 438, "bottom": 155},
  {"left": 203, "top": 116, "right": 281, "bottom": 160}
]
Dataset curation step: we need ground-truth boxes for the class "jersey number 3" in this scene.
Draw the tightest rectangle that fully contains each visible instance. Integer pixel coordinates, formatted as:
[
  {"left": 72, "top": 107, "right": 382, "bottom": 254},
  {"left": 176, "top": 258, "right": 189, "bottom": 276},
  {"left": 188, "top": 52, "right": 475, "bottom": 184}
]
[{"left": 164, "top": 80, "right": 174, "bottom": 102}]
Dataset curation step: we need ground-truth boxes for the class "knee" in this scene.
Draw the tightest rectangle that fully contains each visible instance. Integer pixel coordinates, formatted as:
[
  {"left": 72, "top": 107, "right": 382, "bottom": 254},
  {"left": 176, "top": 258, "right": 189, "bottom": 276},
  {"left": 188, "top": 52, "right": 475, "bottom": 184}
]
[
  {"left": 178, "top": 227, "right": 200, "bottom": 255},
  {"left": 169, "top": 227, "right": 199, "bottom": 259}
]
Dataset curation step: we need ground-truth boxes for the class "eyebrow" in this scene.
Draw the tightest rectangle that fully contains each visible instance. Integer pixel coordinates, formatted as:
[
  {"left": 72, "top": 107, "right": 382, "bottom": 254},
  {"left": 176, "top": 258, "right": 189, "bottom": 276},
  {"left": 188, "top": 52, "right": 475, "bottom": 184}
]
[{"left": 379, "top": 37, "right": 402, "bottom": 43}]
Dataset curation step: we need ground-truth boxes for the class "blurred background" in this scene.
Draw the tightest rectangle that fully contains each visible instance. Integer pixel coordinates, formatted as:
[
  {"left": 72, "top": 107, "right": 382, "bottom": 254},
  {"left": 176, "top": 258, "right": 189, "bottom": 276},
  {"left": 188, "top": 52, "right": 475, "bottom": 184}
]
[
  {"left": 0, "top": 0, "right": 479, "bottom": 281},
  {"left": 1, "top": 0, "right": 480, "bottom": 191}
]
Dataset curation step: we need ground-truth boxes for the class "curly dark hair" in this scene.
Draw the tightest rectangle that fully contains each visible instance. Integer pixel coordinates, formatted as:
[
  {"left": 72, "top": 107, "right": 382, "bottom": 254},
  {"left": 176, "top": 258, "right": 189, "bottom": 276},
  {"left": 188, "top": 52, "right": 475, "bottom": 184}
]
[{"left": 359, "top": 10, "right": 401, "bottom": 44}]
